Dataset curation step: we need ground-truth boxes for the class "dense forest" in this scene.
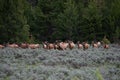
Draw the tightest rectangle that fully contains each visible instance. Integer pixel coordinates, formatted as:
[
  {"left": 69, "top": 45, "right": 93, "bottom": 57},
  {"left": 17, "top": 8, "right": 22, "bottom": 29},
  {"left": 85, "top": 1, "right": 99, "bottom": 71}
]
[{"left": 0, "top": 0, "right": 120, "bottom": 43}]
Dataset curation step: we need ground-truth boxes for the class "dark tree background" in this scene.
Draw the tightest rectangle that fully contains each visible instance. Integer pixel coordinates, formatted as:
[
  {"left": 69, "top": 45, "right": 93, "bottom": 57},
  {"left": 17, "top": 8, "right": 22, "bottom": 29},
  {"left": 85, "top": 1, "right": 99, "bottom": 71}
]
[{"left": 0, "top": 0, "right": 120, "bottom": 43}]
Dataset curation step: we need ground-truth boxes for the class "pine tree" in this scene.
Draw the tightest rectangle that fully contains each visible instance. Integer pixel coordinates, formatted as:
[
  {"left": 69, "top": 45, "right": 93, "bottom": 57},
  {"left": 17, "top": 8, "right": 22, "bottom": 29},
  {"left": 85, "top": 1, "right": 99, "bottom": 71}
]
[
  {"left": 53, "top": 0, "right": 79, "bottom": 41},
  {"left": 82, "top": 1, "right": 102, "bottom": 41},
  {"left": 103, "top": 0, "right": 120, "bottom": 42},
  {"left": 0, "top": 0, "right": 30, "bottom": 43}
]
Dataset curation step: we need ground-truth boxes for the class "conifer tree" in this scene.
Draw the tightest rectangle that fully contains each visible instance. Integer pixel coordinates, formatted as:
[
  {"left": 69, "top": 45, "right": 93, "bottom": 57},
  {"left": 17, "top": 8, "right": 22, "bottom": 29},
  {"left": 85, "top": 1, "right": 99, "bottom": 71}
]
[
  {"left": 53, "top": 0, "right": 79, "bottom": 40},
  {"left": 0, "top": 0, "right": 30, "bottom": 43}
]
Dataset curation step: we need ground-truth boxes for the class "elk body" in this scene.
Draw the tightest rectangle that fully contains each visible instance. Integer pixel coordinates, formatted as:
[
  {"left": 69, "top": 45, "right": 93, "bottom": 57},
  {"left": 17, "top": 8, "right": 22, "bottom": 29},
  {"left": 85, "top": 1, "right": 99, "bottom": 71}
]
[
  {"left": 83, "top": 42, "right": 90, "bottom": 50},
  {"left": 48, "top": 43, "right": 54, "bottom": 49},
  {"left": 59, "top": 42, "right": 68, "bottom": 50},
  {"left": 97, "top": 41, "right": 101, "bottom": 47},
  {"left": 20, "top": 43, "right": 28, "bottom": 49},
  {"left": 104, "top": 44, "right": 109, "bottom": 49},
  {"left": 28, "top": 44, "right": 40, "bottom": 49},
  {"left": 77, "top": 41, "right": 83, "bottom": 49},
  {"left": 91, "top": 41, "right": 101, "bottom": 48},
  {"left": 42, "top": 42, "right": 55, "bottom": 49},
  {"left": 92, "top": 43, "right": 98, "bottom": 48},
  {"left": 54, "top": 43, "right": 59, "bottom": 49},
  {"left": 7, "top": 43, "right": 19, "bottom": 48},
  {"left": 0, "top": 44, "right": 4, "bottom": 49},
  {"left": 42, "top": 41, "right": 48, "bottom": 49},
  {"left": 68, "top": 41, "right": 75, "bottom": 50}
]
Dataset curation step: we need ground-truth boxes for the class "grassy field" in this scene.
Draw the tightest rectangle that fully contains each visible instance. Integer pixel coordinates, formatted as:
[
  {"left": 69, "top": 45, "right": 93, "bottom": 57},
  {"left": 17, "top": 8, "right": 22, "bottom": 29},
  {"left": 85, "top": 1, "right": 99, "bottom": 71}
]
[{"left": 0, "top": 44, "right": 120, "bottom": 80}]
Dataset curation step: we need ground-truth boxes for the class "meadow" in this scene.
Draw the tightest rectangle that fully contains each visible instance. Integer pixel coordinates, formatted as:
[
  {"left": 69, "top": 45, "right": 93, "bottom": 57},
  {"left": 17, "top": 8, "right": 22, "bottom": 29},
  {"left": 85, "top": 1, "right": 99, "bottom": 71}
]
[{"left": 0, "top": 44, "right": 120, "bottom": 80}]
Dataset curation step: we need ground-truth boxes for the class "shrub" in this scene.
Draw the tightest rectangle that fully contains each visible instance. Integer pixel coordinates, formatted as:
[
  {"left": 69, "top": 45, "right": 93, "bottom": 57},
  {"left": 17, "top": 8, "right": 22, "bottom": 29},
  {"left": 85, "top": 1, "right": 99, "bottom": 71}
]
[
  {"left": 102, "top": 36, "right": 110, "bottom": 44},
  {"left": 95, "top": 69, "right": 104, "bottom": 80}
]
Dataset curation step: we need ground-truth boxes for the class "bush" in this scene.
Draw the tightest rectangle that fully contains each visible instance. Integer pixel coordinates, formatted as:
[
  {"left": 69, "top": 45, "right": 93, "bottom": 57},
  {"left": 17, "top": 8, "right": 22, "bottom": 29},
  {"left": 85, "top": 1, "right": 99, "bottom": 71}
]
[{"left": 102, "top": 36, "right": 110, "bottom": 44}]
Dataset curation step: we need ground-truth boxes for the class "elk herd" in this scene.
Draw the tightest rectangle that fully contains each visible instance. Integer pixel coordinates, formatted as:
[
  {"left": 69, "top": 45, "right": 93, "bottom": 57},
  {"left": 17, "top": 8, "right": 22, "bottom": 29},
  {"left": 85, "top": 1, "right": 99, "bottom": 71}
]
[{"left": 0, "top": 40, "right": 109, "bottom": 50}]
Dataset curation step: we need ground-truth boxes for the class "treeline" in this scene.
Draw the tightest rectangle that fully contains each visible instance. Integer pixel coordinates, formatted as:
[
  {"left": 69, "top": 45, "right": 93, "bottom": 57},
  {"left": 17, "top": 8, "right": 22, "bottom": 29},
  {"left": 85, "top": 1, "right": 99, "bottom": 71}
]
[{"left": 0, "top": 0, "right": 120, "bottom": 43}]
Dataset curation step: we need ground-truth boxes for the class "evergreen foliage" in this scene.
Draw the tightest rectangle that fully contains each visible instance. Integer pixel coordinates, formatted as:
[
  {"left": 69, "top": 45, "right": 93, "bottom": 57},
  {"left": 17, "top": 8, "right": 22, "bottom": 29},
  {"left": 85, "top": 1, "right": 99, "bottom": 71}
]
[
  {"left": 0, "top": 0, "right": 30, "bottom": 43},
  {"left": 102, "top": 36, "right": 110, "bottom": 44},
  {"left": 0, "top": 0, "right": 120, "bottom": 43}
]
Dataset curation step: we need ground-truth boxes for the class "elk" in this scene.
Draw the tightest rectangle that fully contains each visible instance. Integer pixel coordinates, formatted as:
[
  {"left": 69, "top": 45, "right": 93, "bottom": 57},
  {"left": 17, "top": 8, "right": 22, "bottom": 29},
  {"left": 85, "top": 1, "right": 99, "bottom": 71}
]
[
  {"left": 54, "top": 41, "right": 59, "bottom": 49},
  {"left": 0, "top": 44, "right": 4, "bottom": 49},
  {"left": 104, "top": 44, "right": 109, "bottom": 49},
  {"left": 48, "top": 43, "right": 54, "bottom": 49},
  {"left": 42, "top": 41, "right": 54, "bottom": 49},
  {"left": 28, "top": 44, "right": 40, "bottom": 49},
  {"left": 20, "top": 43, "right": 28, "bottom": 49},
  {"left": 77, "top": 41, "right": 83, "bottom": 49},
  {"left": 92, "top": 41, "right": 101, "bottom": 48},
  {"left": 7, "top": 43, "right": 19, "bottom": 48},
  {"left": 92, "top": 42, "right": 98, "bottom": 48},
  {"left": 42, "top": 41, "right": 48, "bottom": 49},
  {"left": 93, "top": 43, "right": 98, "bottom": 48},
  {"left": 68, "top": 41, "right": 75, "bottom": 50},
  {"left": 97, "top": 41, "right": 101, "bottom": 47},
  {"left": 59, "top": 42, "right": 68, "bottom": 50},
  {"left": 83, "top": 42, "right": 90, "bottom": 50}
]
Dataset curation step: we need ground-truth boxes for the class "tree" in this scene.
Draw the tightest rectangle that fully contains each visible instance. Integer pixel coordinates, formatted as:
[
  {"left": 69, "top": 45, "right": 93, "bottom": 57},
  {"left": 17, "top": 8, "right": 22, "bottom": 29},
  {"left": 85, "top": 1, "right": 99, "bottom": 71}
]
[
  {"left": 102, "top": 0, "right": 120, "bottom": 42},
  {"left": 114, "top": 27, "right": 120, "bottom": 43},
  {"left": 53, "top": 0, "right": 79, "bottom": 41},
  {"left": 82, "top": 1, "right": 103, "bottom": 41},
  {"left": 26, "top": 0, "right": 67, "bottom": 42},
  {"left": 0, "top": 0, "right": 30, "bottom": 43},
  {"left": 0, "top": 0, "right": 119, "bottom": 43}
]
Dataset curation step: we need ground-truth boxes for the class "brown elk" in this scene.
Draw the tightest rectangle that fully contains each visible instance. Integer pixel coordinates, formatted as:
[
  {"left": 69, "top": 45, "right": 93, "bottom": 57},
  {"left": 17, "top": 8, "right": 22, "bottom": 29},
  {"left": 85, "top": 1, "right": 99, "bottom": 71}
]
[
  {"left": 97, "top": 41, "right": 101, "bottom": 47},
  {"left": 7, "top": 43, "right": 19, "bottom": 48},
  {"left": 0, "top": 44, "right": 4, "bottom": 49},
  {"left": 91, "top": 41, "right": 99, "bottom": 48},
  {"left": 42, "top": 41, "right": 54, "bottom": 49},
  {"left": 92, "top": 42, "right": 98, "bottom": 48},
  {"left": 48, "top": 43, "right": 54, "bottom": 49},
  {"left": 68, "top": 41, "right": 75, "bottom": 50},
  {"left": 93, "top": 43, "right": 98, "bottom": 48},
  {"left": 77, "top": 41, "right": 83, "bottom": 49},
  {"left": 83, "top": 42, "right": 90, "bottom": 50},
  {"left": 104, "top": 44, "right": 109, "bottom": 49},
  {"left": 20, "top": 43, "right": 28, "bottom": 49},
  {"left": 42, "top": 41, "right": 48, "bottom": 49},
  {"left": 28, "top": 44, "right": 40, "bottom": 49},
  {"left": 54, "top": 43, "right": 59, "bottom": 49},
  {"left": 59, "top": 42, "right": 68, "bottom": 50}
]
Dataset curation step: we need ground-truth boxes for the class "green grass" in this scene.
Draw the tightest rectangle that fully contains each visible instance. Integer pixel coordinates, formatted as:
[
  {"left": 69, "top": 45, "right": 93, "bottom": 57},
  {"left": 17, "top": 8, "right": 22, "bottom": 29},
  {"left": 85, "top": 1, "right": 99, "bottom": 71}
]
[{"left": 95, "top": 68, "right": 104, "bottom": 80}]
